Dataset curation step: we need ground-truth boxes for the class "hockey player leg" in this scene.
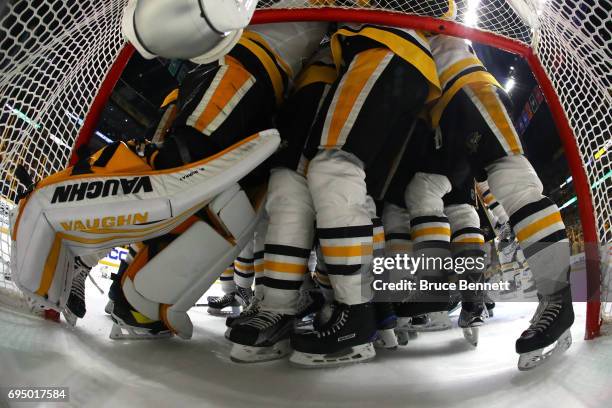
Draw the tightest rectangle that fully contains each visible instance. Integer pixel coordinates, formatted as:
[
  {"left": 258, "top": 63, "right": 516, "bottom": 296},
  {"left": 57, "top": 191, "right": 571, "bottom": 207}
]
[
  {"left": 290, "top": 150, "right": 377, "bottom": 368},
  {"left": 486, "top": 154, "right": 574, "bottom": 369},
  {"left": 230, "top": 168, "right": 315, "bottom": 362},
  {"left": 400, "top": 172, "right": 453, "bottom": 316},
  {"left": 446, "top": 203, "right": 487, "bottom": 346}
]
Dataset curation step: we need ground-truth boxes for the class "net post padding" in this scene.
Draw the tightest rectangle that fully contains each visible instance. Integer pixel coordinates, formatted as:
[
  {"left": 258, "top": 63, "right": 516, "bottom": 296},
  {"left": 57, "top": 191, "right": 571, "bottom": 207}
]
[
  {"left": 251, "top": 8, "right": 602, "bottom": 338},
  {"left": 69, "top": 43, "right": 136, "bottom": 166}
]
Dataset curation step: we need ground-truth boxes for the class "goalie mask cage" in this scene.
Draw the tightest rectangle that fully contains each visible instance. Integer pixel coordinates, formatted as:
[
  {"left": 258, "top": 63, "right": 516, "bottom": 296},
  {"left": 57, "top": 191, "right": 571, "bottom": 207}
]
[{"left": 0, "top": 0, "right": 609, "bottom": 337}]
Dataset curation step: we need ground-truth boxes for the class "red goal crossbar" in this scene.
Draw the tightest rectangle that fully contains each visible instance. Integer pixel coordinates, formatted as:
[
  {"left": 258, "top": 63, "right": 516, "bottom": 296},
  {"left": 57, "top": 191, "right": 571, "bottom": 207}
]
[{"left": 70, "top": 8, "right": 603, "bottom": 339}]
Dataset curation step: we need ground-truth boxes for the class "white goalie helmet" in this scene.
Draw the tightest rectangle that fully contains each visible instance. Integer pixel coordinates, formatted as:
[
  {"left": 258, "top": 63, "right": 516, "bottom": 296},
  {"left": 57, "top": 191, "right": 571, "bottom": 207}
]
[{"left": 122, "top": 0, "right": 258, "bottom": 64}]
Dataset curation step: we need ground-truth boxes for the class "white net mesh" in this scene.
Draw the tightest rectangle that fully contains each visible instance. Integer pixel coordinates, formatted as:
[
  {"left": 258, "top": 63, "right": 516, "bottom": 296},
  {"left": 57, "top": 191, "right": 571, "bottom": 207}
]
[
  {"left": 0, "top": 0, "right": 610, "bottom": 328},
  {"left": 0, "top": 0, "right": 129, "bottom": 312}
]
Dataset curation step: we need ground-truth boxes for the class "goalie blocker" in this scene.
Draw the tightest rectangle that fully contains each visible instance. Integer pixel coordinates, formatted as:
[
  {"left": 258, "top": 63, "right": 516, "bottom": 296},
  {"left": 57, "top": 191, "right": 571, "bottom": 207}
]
[{"left": 10, "top": 130, "right": 280, "bottom": 339}]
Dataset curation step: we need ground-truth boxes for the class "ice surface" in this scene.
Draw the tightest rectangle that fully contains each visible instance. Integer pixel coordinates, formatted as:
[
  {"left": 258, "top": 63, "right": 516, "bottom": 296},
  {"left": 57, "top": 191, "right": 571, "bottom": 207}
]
[{"left": 1, "top": 277, "right": 611, "bottom": 408}]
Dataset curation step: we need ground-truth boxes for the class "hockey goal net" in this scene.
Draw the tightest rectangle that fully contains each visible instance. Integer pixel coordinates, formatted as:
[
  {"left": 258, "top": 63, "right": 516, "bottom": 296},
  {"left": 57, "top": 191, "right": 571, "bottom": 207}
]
[{"left": 0, "top": 0, "right": 610, "bottom": 336}]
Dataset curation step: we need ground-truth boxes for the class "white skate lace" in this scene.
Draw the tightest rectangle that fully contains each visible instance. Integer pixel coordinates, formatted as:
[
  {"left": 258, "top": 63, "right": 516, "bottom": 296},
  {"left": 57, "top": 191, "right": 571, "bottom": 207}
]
[
  {"left": 316, "top": 308, "right": 347, "bottom": 338},
  {"left": 527, "top": 300, "right": 562, "bottom": 333},
  {"left": 211, "top": 292, "right": 236, "bottom": 306},
  {"left": 236, "top": 286, "right": 253, "bottom": 305},
  {"left": 245, "top": 311, "right": 282, "bottom": 330},
  {"left": 238, "top": 297, "right": 261, "bottom": 317}
]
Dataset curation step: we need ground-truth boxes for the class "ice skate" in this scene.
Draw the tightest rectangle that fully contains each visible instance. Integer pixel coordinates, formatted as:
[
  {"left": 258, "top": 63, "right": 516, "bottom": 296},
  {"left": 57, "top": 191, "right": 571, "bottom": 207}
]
[
  {"left": 396, "top": 311, "right": 452, "bottom": 334},
  {"left": 458, "top": 302, "right": 486, "bottom": 346},
  {"left": 235, "top": 286, "right": 254, "bottom": 307},
  {"left": 225, "top": 297, "right": 261, "bottom": 338},
  {"left": 295, "top": 289, "right": 325, "bottom": 329},
  {"left": 516, "top": 287, "right": 574, "bottom": 370},
  {"left": 289, "top": 302, "right": 377, "bottom": 368},
  {"left": 484, "top": 292, "right": 495, "bottom": 318},
  {"left": 207, "top": 292, "right": 241, "bottom": 316},
  {"left": 229, "top": 311, "right": 294, "bottom": 363},
  {"left": 109, "top": 287, "right": 172, "bottom": 340},
  {"left": 373, "top": 302, "right": 398, "bottom": 349},
  {"left": 104, "top": 300, "right": 114, "bottom": 315},
  {"left": 63, "top": 257, "right": 90, "bottom": 327}
]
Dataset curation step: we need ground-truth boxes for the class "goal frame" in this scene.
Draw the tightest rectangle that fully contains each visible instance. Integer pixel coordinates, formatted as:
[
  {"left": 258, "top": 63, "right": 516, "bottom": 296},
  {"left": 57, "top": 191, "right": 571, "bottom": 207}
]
[{"left": 68, "top": 7, "right": 603, "bottom": 339}]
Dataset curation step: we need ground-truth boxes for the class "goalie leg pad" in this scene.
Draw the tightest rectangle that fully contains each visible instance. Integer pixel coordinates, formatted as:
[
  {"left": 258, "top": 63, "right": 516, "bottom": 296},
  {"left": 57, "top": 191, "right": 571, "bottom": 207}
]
[{"left": 10, "top": 130, "right": 279, "bottom": 311}]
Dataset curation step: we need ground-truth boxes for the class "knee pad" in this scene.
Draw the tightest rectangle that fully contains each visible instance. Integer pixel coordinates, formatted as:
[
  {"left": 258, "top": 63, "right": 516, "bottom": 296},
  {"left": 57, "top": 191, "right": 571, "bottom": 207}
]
[
  {"left": 307, "top": 150, "right": 368, "bottom": 227},
  {"left": 122, "top": 184, "right": 264, "bottom": 339},
  {"left": 445, "top": 204, "right": 481, "bottom": 234},
  {"left": 405, "top": 172, "right": 451, "bottom": 218},
  {"left": 486, "top": 155, "right": 544, "bottom": 216},
  {"left": 266, "top": 168, "right": 314, "bottom": 221}
]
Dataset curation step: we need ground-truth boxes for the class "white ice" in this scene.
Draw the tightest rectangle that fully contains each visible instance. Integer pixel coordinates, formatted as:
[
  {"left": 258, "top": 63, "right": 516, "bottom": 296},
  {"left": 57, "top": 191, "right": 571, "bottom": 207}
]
[{"left": 1, "top": 276, "right": 611, "bottom": 408}]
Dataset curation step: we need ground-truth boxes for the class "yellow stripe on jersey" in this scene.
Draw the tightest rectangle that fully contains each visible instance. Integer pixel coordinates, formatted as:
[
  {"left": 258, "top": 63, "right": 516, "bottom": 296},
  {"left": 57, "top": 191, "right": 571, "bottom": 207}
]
[
  {"left": 466, "top": 82, "right": 523, "bottom": 155},
  {"left": 294, "top": 64, "right": 338, "bottom": 91},
  {"left": 453, "top": 237, "right": 485, "bottom": 244},
  {"left": 242, "top": 31, "right": 294, "bottom": 79},
  {"left": 331, "top": 26, "right": 441, "bottom": 103},
  {"left": 192, "top": 63, "right": 254, "bottom": 133},
  {"left": 321, "top": 244, "right": 374, "bottom": 258},
  {"left": 373, "top": 231, "right": 385, "bottom": 243},
  {"left": 265, "top": 261, "right": 308, "bottom": 274},
  {"left": 516, "top": 212, "right": 562, "bottom": 242},
  {"left": 429, "top": 70, "right": 500, "bottom": 127},
  {"left": 325, "top": 48, "right": 390, "bottom": 148},
  {"left": 411, "top": 227, "right": 451, "bottom": 239},
  {"left": 438, "top": 57, "right": 484, "bottom": 89},
  {"left": 237, "top": 37, "right": 285, "bottom": 105}
]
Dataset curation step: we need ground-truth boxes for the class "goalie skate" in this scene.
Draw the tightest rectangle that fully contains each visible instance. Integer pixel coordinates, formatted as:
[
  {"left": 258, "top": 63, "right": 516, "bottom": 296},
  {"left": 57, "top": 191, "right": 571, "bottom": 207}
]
[{"left": 110, "top": 316, "right": 173, "bottom": 340}]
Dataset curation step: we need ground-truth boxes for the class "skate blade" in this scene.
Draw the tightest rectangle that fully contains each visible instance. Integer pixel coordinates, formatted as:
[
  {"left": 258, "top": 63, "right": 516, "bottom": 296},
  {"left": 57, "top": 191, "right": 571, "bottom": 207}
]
[
  {"left": 462, "top": 327, "right": 479, "bottom": 347},
  {"left": 207, "top": 305, "right": 241, "bottom": 317},
  {"left": 109, "top": 323, "right": 173, "bottom": 340},
  {"left": 517, "top": 329, "right": 572, "bottom": 371},
  {"left": 289, "top": 343, "right": 376, "bottom": 368},
  {"left": 397, "top": 312, "right": 452, "bottom": 332},
  {"left": 374, "top": 328, "right": 399, "bottom": 350},
  {"left": 62, "top": 310, "right": 78, "bottom": 327},
  {"left": 230, "top": 339, "right": 291, "bottom": 363},
  {"left": 395, "top": 330, "right": 410, "bottom": 346}
]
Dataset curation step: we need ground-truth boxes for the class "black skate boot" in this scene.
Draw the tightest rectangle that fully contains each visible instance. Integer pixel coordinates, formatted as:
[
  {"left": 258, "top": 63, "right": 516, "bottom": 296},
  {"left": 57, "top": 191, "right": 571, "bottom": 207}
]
[
  {"left": 484, "top": 292, "right": 495, "bottom": 318},
  {"left": 235, "top": 286, "right": 254, "bottom": 307},
  {"left": 225, "top": 296, "right": 262, "bottom": 338},
  {"left": 458, "top": 302, "right": 486, "bottom": 346},
  {"left": 373, "top": 302, "right": 399, "bottom": 349},
  {"left": 229, "top": 311, "right": 295, "bottom": 363},
  {"left": 394, "top": 285, "right": 451, "bottom": 333},
  {"left": 295, "top": 289, "right": 325, "bottom": 329},
  {"left": 289, "top": 302, "right": 377, "bottom": 368},
  {"left": 516, "top": 286, "right": 574, "bottom": 370},
  {"left": 109, "top": 283, "right": 172, "bottom": 340},
  {"left": 106, "top": 259, "right": 129, "bottom": 315},
  {"left": 63, "top": 257, "right": 91, "bottom": 326},
  {"left": 207, "top": 292, "right": 241, "bottom": 316}
]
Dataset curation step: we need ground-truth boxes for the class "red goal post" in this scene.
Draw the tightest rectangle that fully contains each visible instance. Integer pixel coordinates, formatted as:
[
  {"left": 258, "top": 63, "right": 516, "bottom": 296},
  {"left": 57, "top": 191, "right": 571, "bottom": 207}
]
[{"left": 0, "top": 0, "right": 609, "bottom": 337}]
